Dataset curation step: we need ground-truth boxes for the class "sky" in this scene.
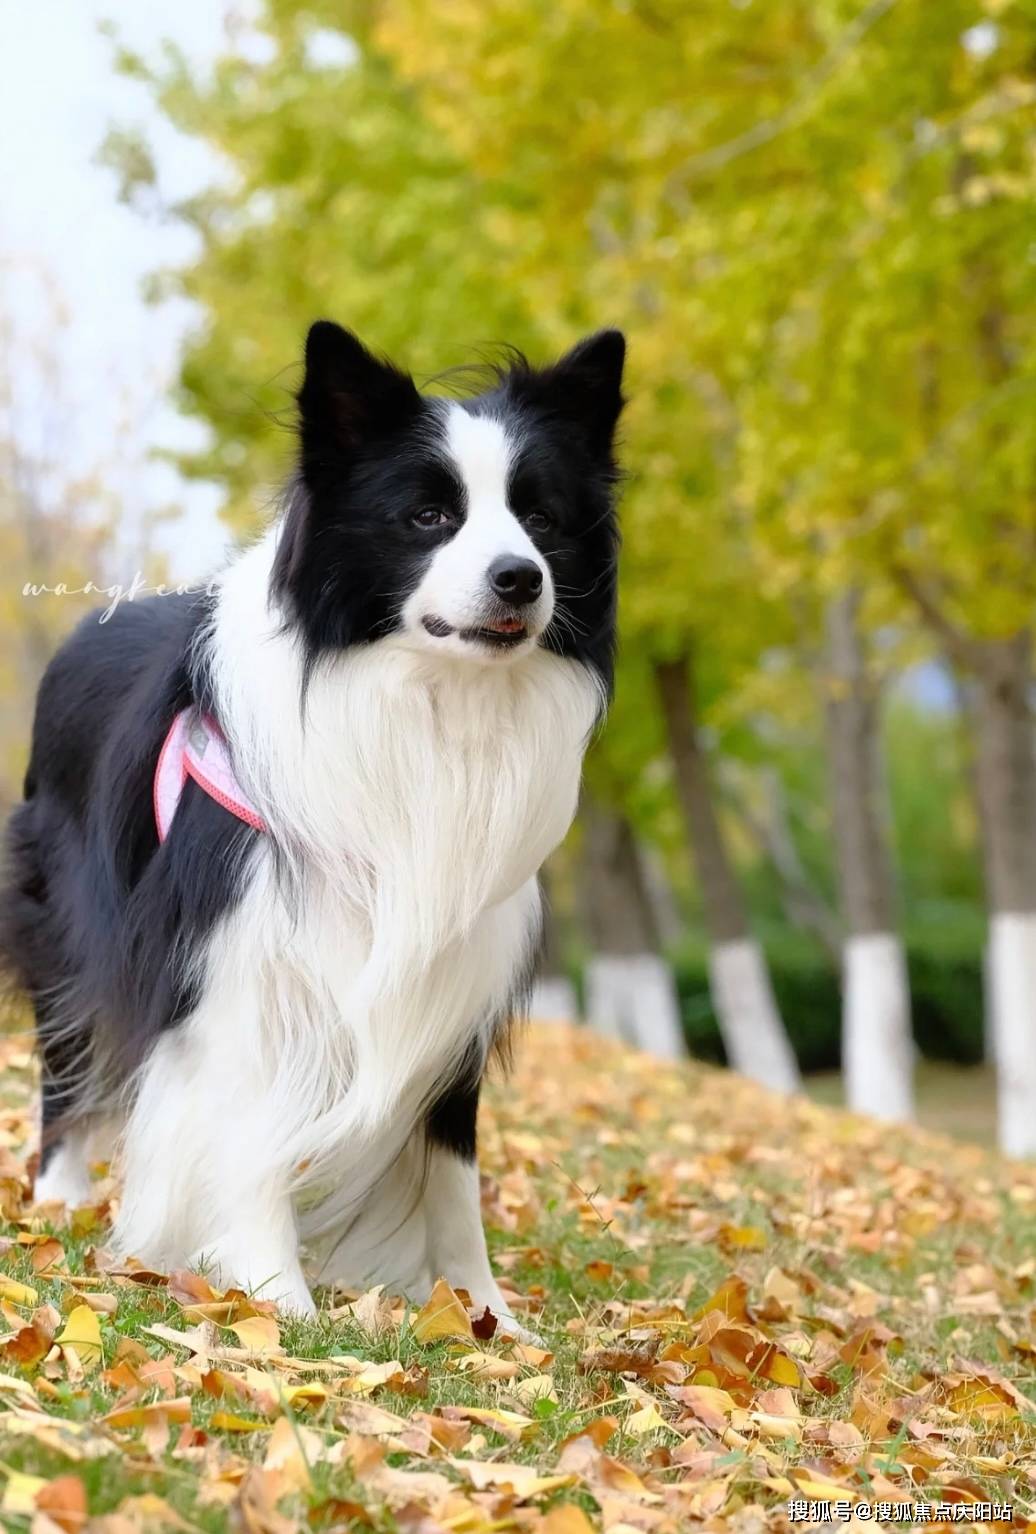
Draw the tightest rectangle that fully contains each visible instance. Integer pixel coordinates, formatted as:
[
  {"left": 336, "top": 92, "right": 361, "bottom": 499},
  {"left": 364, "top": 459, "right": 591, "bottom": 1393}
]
[{"left": 0, "top": 0, "right": 239, "bottom": 578}]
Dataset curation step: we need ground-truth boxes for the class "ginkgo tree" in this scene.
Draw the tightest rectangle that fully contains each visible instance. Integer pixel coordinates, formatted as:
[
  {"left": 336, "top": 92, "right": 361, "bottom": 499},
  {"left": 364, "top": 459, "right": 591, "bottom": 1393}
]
[
  {"left": 112, "top": 0, "right": 806, "bottom": 1090},
  {"left": 356, "top": 0, "right": 826, "bottom": 1092},
  {"left": 723, "top": 1, "right": 1036, "bottom": 1150},
  {"left": 369, "top": 0, "right": 1036, "bottom": 1140},
  {"left": 117, "top": 0, "right": 1036, "bottom": 1134},
  {"left": 105, "top": 11, "right": 538, "bottom": 531}
]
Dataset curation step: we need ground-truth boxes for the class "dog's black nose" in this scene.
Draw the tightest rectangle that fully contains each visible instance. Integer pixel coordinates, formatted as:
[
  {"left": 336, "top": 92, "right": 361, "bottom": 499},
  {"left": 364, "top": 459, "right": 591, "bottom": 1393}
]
[{"left": 488, "top": 556, "right": 543, "bottom": 607}]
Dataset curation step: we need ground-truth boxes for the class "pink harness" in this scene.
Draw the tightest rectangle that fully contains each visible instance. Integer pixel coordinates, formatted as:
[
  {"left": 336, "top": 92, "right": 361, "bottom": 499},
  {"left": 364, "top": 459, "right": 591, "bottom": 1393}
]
[{"left": 154, "top": 708, "right": 266, "bottom": 842}]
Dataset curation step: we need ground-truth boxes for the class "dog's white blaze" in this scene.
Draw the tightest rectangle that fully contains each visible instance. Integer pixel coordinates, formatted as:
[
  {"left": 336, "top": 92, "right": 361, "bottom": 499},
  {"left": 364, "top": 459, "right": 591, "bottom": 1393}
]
[
  {"left": 445, "top": 405, "right": 516, "bottom": 506},
  {"left": 401, "top": 405, "right": 553, "bottom": 645},
  {"left": 113, "top": 526, "right": 600, "bottom": 1311}
]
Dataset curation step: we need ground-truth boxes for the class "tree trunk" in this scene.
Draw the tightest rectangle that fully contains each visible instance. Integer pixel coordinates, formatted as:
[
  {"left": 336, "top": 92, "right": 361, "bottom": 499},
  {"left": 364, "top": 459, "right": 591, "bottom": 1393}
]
[
  {"left": 824, "top": 591, "right": 914, "bottom": 1121},
  {"left": 654, "top": 654, "right": 800, "bottom": 1091},
  {"left": 579, "top": 799, "right": 685, "bottom": 1057},
  {"left": 530, "top": 866, "right": 579, "bottom": 1022},
  {"left": 723, "top": 762, "right": 842, "bottom": 966},
  {"left": 949, "top": 669, "right": 998, "bottom": 1062},
  {"left": 637, "top": 842, "right": 685, "bottom": 947},
  {"left": 970, "top": 632, "right": 1036, "bottom": 1157}
]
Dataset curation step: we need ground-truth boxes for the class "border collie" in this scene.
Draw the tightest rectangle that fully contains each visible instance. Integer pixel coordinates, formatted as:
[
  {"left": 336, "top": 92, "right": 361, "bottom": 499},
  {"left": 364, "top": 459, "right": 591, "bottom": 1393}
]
[{"left": 0, "top": 322, "right": 624, "bottom": 1325}]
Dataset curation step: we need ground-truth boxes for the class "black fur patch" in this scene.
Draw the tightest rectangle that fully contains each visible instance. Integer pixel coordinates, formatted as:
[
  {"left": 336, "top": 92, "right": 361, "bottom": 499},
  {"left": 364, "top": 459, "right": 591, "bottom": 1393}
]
[{"left": 0, "top": 593, "right": 258, "bottom": 1142}]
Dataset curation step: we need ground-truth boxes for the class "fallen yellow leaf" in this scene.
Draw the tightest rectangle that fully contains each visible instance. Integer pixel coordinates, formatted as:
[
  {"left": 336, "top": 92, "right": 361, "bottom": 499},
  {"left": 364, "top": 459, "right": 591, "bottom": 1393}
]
[
  {"left": 542, "top": 1509, "right": 597, "bottom": 1534},
  {"left": 228, "top": 1314, "right": 282, "bottom": 1354},
  {"left": 627, "top": 1400, "right": 669, "bottom": 1435},
  {"left": 514, "top": 1372, "right": 558, "bottom": 1405},
  {"left": 719, "top": 1224, "right": 768, "bottom": 1251},
  {"left": 104, "top": 1397, "right": 192, "bottom": 1431},
  {"left": 411, "top": 1277, "right": 474, "bottom": 1343},
  {"left": 449, "top": 1457, "right": 574, "bottom": 1499},
  {"left": 0, "top": 1277, "right": 38, "bottom": 1307},
  {"left": 209, "top": 1410, "right": 272, "bottom": 1433},
  {"left": 1, "top": 1468, "right": 47, "bottom": 1516},
  {"left": 55, "top": 1304, "right": 102, "bottom": 1372}
]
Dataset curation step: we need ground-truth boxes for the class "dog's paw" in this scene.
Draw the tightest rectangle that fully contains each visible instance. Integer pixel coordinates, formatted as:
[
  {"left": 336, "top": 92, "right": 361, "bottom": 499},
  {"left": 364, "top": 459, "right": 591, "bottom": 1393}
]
[
  {"left": 273, "top": 1288, "right": 319, "bottom": 1320},
  {"left": 494, "top": 1314, "right": 547, "bottom": 1348}
]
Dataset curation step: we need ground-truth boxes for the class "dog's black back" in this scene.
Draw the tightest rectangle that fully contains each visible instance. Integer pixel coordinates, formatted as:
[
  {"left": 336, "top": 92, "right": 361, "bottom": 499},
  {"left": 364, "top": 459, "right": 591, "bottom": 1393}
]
[{"left": 1, "top": 594, "right": 255, "bottom": 1157}]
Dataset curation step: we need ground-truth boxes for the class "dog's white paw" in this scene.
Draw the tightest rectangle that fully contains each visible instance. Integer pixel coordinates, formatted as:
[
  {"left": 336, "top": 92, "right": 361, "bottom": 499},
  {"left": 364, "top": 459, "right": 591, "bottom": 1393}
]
[{"left": 494, "top": 1314, "right": 547, "bottom": 1348}]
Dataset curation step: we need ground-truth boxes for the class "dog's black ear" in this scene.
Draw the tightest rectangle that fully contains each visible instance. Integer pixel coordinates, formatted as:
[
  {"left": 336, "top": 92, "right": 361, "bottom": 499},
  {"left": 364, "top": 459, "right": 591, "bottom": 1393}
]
[
  {"left": 520, "top": 329, "right": 626, "bottom": 451},
  {"left": 555, "top": 329, "right": 626, "bottom": 407},
  {"left": 298, "top": 321, "right": 421, "bottom": 462}
]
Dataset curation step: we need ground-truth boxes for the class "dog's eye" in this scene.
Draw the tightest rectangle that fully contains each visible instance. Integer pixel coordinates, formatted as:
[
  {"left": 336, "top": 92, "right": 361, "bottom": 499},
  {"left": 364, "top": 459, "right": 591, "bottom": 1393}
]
[
  {"left": 412, "top": 505, "right": 453, "bottom": 529},
  {"left": 522, "top": 509, "right": 554, "bottom": 532}
]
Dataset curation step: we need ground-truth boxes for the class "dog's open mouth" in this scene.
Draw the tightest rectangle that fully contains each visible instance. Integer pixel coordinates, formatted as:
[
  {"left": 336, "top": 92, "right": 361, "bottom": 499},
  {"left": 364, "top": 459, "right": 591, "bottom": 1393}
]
[
  {"left": 422, "top": 615, "right": 530, "bottom": 648},
  {"left": 462, "top": 617, "right": 529, "bottom": 648}
]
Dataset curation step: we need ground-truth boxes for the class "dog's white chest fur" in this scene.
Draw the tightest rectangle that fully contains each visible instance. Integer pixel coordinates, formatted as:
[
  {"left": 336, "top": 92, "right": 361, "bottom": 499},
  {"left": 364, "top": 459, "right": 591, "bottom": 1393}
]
[{"left": 112, "top": 533, "right": 600, "bottom": 1302}]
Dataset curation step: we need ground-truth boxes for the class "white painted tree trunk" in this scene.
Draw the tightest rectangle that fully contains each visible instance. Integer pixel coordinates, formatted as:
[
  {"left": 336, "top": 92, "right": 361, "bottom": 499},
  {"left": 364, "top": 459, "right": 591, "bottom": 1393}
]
[
  {"left": 654, "top": 656, "right": 800, "bottom": 1093},
  {"left": 585, "top": 953, "right": 685, "bottom": 1058},
  {"left": 982, "top": 940, "right": 996, "bottom": 1064},
  {"left": 708, "top": 938, "right": 800, "bottom": 1093},
  {"left": 578, "top": 799, "right": 685, "bottom": 1057},
  {"left": 529, "top": 976, "right": 579, "bottom": 1023},
  {"left": 988, "top": 913, "right": 1036, "bottom": 1158},
  {"left": 843, "top": 932, "right": 914, "bottom": 1119},
  {"left": 966, "top": 633, "right": 1036, "bottom": 1157},
  {"left": 825, "top": 590, "right": 914, "bottom": 1122}
]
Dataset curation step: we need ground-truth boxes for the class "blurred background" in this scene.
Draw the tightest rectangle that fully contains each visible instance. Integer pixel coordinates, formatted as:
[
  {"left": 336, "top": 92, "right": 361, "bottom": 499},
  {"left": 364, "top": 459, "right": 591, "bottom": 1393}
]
[{"left": 2, "top": 0, "right": 1035, "bottom": 1154}]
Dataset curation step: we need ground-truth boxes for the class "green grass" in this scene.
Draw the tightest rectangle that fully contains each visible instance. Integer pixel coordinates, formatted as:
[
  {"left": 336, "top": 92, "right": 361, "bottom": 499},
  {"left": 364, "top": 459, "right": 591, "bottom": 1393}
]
[{"left": 1, "top": 1026, "right": 1034, "bottom": 1530}]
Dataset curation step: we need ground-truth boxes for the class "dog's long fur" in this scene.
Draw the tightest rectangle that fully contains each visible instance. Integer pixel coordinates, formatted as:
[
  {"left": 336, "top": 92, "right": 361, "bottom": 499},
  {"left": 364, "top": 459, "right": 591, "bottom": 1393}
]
[{"left": 0, "top": 322, "right": 624, "bottom": 1319}]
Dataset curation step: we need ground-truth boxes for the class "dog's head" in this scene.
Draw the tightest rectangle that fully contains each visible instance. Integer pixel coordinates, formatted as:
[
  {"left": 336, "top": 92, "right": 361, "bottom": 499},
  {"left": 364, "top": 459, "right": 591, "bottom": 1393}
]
[{"left": 273, "top": 321, "right": 624, "bottom": 688}]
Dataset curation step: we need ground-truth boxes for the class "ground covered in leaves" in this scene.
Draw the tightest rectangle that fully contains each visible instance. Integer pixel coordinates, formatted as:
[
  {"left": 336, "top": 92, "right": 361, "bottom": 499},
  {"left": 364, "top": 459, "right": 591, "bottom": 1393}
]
[{"left": 0, "top": 1025, "right": 1034, "bottom": 1534}]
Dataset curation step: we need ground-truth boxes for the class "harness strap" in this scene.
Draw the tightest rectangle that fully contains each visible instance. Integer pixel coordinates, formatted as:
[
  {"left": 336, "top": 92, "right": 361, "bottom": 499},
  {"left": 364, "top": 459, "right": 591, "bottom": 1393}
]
[{"left": 154, "top": 707, "right": 267, "bottom": 843}]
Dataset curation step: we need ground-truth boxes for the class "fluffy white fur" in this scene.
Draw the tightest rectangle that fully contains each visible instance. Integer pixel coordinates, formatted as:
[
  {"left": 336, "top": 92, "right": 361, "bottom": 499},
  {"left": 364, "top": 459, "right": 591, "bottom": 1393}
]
[
  {"left": 34, "top": 1122, "right": 100, "bottom": 1207},
  {"left": 108, "top": 410, "right": 601, "bottom": 1321}
]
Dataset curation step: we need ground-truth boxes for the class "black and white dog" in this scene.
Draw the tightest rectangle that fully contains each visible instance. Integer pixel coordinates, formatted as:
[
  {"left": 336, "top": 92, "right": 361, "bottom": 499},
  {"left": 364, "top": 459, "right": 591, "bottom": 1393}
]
[{"left": 0, "top": 322, "right": 624, "bottom": 1325}]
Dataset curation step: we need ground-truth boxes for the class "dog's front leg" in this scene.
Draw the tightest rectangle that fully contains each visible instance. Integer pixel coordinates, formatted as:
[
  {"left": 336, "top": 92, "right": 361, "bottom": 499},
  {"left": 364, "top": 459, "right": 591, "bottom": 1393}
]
[
  {"left": 114, "top": 1031, "right": 316, "bottom": 1317},
  {"left": 204, "top": 1194, "right": 315, "bottom": 1317},
  {"left": 424, "top": 1081, "right": 539, "bottom": 1341}
]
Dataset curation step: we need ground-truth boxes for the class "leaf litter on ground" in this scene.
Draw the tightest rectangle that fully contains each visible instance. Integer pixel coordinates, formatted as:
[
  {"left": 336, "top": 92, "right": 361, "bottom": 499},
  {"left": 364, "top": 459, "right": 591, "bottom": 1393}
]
[{"left": 0, "top": 1024, "right": 1034, "bottom": 1531}]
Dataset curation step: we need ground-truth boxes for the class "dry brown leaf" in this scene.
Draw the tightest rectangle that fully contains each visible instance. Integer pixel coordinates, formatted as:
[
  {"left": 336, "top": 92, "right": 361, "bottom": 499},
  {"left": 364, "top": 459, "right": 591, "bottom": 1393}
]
[
  {"left": 448, "top": 1457, "right": 574, "bottom": 1499},
  {"left": 34, "top": 1476, "right": 87, "bottom": 1534},
  {"left": 347, "top": 1284, "right": 397, "bottom": 1337},
  {"left": 436, "top": 1402, "right": 534, "bottom": 1442},
  {"left": 29, "top": 1239, "right": 66, "bottom": 1275},
  {"left": 262, "top": 1414, "right": 321, "bottom": 1492},
  {"left": 231, "top": 1466, "right": 295, "bottom": 1534},
  {"left": 448, "top": 1348, "right": 519, "bottom": 1380}
]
